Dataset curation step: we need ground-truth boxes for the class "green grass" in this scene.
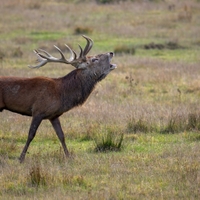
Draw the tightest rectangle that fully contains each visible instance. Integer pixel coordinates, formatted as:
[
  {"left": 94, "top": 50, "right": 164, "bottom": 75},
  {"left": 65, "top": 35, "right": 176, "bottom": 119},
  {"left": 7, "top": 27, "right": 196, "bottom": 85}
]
[
  {"left": 137, "top": 48, "right": 200, "bottom": 63},
  {"left": 0, "top": 131, "right": 199, "bottom": 199},
  {"left": 29, "top": 31, "right": 67, "bottom": 41}
]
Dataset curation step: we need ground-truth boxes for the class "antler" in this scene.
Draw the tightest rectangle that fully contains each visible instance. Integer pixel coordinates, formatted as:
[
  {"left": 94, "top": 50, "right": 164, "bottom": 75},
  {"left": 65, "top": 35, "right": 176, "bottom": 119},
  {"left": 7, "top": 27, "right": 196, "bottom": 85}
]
[{"left": 29, "top": 35, "right": 93, "bottom": 69}]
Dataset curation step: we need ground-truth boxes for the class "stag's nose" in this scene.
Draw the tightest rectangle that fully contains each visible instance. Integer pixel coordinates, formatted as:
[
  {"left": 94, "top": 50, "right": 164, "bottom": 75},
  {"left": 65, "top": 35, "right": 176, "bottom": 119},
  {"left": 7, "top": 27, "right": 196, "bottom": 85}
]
[{"left": 109, "top": 52, "right": 114, "bottom": 57}]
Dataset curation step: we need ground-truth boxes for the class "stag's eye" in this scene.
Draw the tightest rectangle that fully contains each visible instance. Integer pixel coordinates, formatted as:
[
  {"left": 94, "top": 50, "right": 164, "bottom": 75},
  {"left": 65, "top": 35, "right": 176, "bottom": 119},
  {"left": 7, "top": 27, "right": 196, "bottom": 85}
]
[{"left": 91, "top": 58, "right": 99, "bottom": 63}]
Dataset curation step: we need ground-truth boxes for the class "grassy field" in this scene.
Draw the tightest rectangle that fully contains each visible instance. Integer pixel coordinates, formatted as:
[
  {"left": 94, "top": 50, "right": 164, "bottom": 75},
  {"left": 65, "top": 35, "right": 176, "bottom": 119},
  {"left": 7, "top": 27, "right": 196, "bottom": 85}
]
[{"left": 0, "top": 0, "right": 200, "bottom": 199}]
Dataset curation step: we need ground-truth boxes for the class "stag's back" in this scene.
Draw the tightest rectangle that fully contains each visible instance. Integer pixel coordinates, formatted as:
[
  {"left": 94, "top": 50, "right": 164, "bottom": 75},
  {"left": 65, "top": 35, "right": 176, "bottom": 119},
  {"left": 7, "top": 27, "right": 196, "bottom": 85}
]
[{"left": 0, "top": 76, "right": 62, "bottom": 116}]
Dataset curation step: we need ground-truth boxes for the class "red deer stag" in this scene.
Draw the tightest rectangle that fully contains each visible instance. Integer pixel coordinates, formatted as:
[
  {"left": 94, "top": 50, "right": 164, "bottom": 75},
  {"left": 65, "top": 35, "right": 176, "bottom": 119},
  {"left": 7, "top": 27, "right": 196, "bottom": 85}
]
[{"left": 0, "top": 35, "right": 116, "bottom": 162}]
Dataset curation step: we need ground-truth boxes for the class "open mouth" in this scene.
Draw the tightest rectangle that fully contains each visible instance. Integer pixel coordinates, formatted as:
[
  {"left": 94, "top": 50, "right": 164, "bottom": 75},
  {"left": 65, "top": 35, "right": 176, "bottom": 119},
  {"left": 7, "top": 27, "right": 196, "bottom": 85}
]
[
  {"left": 109, "top": 52, "right": 117, "bottom": 70},
  {"left": 110, "top": 63, "right": 117, "bottom": 70}
]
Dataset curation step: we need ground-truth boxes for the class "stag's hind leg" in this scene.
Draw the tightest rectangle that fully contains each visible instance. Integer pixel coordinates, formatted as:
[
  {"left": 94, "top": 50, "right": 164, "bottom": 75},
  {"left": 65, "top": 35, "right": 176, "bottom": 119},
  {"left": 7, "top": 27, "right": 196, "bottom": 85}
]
[
  {"left": 50, "top": 117, "right": 69, "bottom": 158},
  {"left": 19, "top": 115, "right": 42, "bottom": 163}
]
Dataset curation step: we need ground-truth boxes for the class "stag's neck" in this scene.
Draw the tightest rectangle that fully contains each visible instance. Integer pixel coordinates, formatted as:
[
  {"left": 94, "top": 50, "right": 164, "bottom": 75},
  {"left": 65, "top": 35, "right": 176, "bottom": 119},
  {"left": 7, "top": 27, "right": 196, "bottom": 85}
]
[{"left": 61, "top": 70, "right": 97, "bottom": 110}]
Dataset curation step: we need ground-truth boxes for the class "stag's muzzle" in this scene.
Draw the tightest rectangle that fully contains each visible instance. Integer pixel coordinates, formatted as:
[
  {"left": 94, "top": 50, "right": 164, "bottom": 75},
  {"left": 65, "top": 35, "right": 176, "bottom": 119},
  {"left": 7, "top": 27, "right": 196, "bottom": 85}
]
[{"left": 109, "top": 52, "right": 117, "bottom": 70}]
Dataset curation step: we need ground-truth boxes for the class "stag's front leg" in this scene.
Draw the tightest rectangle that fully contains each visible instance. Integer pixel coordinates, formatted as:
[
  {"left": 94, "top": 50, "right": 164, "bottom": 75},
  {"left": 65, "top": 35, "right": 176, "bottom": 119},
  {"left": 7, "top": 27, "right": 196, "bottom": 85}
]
[
  {"left": 50, "top": 117, "right": 69, "bottom": 158},
  {"left": 19, "top": 116, "right": 42, "bottom": 163}
]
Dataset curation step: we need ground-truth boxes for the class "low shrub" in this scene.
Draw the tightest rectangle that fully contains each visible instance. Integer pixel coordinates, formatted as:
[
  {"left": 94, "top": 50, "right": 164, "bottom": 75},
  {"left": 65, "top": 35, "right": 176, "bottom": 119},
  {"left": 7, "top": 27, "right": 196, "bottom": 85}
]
[
  {"left": 144, "top": 42, "right": 165, "bottom": 50},
  {"left": 160, "top": 117, "right": 185, "bottom": 134},
  {"left": 96, "top": 0, "right": 120, "bottom": 4},
  {"left": 0, "top": 49, "right": 6, "bottom": 60},
  {"left": 186, "top": 113, "right": 200, "bottom": 131},
  {"left": 165, "top": 41, "right": 182, "bottom": 50},
  {"left": 161, "top": 112, "right": 200, "bottom": 134},
  {"left": 127, "top": 118, "right": 153, "bottom": 133},
  {"left": 28, "top": 2, "right": 41, "bottom": 10},
  {"left": 144, "top": 41, "right": 182, "bottom": 50},
  {"left": 11, "top": 47, "right": 23, "bottom": 58},
  {"left": 74, "top": 26, "right": 93, "bottom": 35},
  {"left": 114, "top": 45, "right": 135, "bottom": 55}
]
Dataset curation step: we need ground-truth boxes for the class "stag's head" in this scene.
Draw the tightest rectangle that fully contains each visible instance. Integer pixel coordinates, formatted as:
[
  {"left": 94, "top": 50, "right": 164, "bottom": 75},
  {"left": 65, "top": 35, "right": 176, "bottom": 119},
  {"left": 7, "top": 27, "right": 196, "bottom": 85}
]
[
  {"left": 82, "top": 51, "right": 116, "bottom": 81},
  {"left": 29, "top": 35, "right": 116, "bottom": 80}
]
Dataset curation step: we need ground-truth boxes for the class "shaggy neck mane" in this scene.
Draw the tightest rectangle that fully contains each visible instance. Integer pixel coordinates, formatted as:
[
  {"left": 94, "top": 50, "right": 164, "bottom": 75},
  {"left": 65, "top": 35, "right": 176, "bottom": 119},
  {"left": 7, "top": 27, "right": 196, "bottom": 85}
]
[{"left": 61, "top": 69, "right": 98, "bottom": 110}]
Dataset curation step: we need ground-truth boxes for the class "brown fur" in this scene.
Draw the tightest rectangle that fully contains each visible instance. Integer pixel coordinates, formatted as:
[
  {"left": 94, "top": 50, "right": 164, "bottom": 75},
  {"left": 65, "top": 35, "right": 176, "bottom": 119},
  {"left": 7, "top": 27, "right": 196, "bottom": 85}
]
[{"left": 0, "top": 51, "right": 116, "bottom": 162}]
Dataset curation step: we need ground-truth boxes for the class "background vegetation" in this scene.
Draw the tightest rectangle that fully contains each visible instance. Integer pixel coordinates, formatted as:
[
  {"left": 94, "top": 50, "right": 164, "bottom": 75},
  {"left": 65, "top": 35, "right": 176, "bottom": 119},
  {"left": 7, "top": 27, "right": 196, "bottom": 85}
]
[{"left": 0, "top": 0, "right": 200, "bottom": 199}]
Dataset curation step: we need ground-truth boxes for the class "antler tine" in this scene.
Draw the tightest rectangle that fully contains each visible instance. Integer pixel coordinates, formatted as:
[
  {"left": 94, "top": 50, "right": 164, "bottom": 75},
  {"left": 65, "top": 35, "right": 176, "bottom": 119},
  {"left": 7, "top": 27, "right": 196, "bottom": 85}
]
[
  {"left": 78, "top": 44, "right": 83, "bottom": 58},
  {"left": 65, "top": 44, "right": 78, "bottom": 61},
  {"left": 64, "top": 44, "right": 74, "bottom": 61},
  {"left": 36, "top": 49, "right": 57, "bottom": 61},
  {"left": 53, "top": 45, "right": 72, "bottom": 63},
  {"left": 29, "top": 50, "right": 48, "bottom": 68},
  {"left": 72, "top": 49, "right": 78, "bottom": 60},
  {"left": 82, "top": 35, "right": 93, "bottom": 56},
  {"left": 29, "top": 35, "right": 93, "bottom": 69},
  {"left": 37, "top": 49, "right": 52, "bottom": 57}
]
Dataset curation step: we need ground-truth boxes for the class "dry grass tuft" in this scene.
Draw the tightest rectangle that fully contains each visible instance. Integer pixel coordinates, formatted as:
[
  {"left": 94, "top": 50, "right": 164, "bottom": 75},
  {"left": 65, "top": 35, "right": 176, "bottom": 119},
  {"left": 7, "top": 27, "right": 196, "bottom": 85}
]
[
  {"left": 29, "top": 162, "right": 46, "bottom": 187},
  {"left": 94, "top": 128, "right": 124, "bottom": 152}
]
